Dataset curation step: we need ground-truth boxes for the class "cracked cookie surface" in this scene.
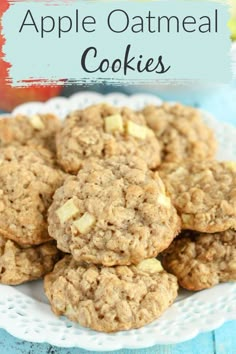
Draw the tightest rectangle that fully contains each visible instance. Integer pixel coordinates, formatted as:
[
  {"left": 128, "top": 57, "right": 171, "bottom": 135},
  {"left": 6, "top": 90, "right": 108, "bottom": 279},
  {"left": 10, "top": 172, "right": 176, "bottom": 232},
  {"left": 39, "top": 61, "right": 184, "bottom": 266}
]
[
  {"left": 44, "top": 255, "right": 178, "bottom": 332},
  {"left": 159, "top": 161, "right": 236, "bottom": 233},
  {"left": 56, "top": 104, "right": 161, "bottom": 173},
  {"left": 142, "top": 103, "right": 216, "bottom": 163},
  {"left": 48, "top": 156, "right": 180, "bottom": 266},
  {"left": 0, "top": 146, "right": 64, "bottom": 246},
  {"left": 162, "top": 229, "right": 236, "bottom": 290},
  {"left": 0, "top": 235, "right": 60, "bottom": 285}
]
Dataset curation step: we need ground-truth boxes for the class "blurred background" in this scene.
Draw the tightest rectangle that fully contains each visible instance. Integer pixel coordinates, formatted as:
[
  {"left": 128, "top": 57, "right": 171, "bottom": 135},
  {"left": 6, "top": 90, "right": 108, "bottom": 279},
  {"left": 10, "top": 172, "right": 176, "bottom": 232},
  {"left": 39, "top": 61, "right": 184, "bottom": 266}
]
[{"left": 0, "top": 0, "right": 235, "bottom": 125}]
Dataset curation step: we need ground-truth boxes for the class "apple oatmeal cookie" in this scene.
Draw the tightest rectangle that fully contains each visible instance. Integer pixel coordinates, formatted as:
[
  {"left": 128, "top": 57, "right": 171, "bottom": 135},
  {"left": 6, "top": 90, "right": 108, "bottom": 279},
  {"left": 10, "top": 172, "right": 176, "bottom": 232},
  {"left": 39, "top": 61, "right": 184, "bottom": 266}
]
[
  {"left": 56, "top": 104, "right": 161, "bottom": 173},
  {"left": 142, "top": 103, "right": 216, "bottom": 163},
  {"left": 0, "top": 235, "right": 60, "bottom": 285},
  {"left": 159, "top": 161, "right": 236, "bottom": 233},
  {"left": 48, "top": 156, "right": 180, "bottom": 266},
  {"left": 162, "top": 229, "right": 236, "bottom": 290},
  {"left": 0, "top": 113, "right": 61, "bottom": 153},
  {"left": 44, "top": 256, "right": 178, "bottom": 332},
  {"left": 0, "top": 146, "right": 64, "bottom": 246}
]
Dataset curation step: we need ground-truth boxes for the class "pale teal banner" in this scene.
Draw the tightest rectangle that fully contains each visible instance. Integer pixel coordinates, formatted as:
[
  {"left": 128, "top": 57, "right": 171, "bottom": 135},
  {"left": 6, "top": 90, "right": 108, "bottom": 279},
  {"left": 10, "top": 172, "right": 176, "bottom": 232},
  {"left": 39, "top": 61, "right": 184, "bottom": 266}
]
[{"left": 2, "top": 0, "right": 232, "bottom": 86}]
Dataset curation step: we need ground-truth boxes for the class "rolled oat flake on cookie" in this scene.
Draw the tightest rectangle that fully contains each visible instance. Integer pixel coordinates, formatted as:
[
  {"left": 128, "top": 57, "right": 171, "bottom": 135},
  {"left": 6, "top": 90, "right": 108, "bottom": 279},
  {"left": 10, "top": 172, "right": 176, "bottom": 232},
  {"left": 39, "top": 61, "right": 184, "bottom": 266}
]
[
  {"left": 159, "top": 160, "right": 236, "bottom": 233},
  {"left": 48, "top": 156, "right": 180, "bottom": 266},
  {"left": 162, "top": 229, "right": 236, "bottom": 290},
  {"left": 44, "top": 255, "right": 178, "bottom": 332},
  {"left": 56, "top": 103, "right": 161, "bottom": 173}
]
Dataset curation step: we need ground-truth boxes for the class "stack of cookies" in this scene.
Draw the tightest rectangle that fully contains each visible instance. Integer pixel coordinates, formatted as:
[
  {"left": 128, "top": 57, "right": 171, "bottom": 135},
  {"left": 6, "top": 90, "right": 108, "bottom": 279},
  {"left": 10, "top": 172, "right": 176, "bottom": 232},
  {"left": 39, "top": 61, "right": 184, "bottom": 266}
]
[
  {"left": 1, "top": 102, "right": 235, "bottom": 333},
  {"left": 45, "top": 104, "right": 180, "bottom": 332},
  {"left": 45, "top": 102, "right": 236, "bottom": 332},
  {"left": 141, "top": 104, "right": 236, "bottom": 291},
  {"left": 0, "top": 114, "right": 64, "bottom": 285},
  {"left": 159, "top": 161, "right": 236, "bottom": 291}
]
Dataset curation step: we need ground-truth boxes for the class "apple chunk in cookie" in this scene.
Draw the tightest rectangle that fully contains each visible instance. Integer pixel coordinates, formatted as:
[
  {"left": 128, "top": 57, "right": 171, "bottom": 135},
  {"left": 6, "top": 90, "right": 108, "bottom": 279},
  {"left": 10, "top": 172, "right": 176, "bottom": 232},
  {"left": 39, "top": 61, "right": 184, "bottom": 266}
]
[
  {"left": 44, "top": 256, "right": 178, "bottom": 332},
  {"left": 56, "top": 103, "right": 161, "bottom": 173},
  {"left": 0, "top": 113, "right": 61, "bottom": 153},
  {"left": 48, "top": 156, "right": 180, "bottom": 266}
]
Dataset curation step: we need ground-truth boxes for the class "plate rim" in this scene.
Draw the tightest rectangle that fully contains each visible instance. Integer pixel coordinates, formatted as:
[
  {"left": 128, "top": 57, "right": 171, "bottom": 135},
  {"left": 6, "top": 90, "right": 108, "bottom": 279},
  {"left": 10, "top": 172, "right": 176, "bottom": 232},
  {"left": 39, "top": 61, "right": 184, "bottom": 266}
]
[{"left": 0, "top": 91, "right": 235, "bottom": 350}]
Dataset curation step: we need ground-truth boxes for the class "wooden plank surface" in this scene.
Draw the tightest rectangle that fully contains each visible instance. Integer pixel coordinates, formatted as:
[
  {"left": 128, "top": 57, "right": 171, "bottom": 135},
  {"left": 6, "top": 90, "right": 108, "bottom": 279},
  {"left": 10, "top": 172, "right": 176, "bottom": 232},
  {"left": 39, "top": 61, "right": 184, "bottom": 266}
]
[{"left": 214, "top": 321, "right": 236, "bottom": 354}]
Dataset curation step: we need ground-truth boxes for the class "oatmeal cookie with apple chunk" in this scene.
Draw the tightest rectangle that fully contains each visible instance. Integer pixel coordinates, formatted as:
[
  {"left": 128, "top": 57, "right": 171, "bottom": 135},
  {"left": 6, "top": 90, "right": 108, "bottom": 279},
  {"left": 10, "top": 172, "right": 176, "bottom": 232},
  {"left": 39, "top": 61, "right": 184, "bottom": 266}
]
[
  {"left": 142, "top": 103, "right": 216, "bottom": 163},
  {"left": 0, "top": 235, "right": 60, "bottom": 285},
  {"left": 162, "top": 229, "right": 236, "bottom": 290},
  {"left": 56, "top": 103, "right": 161, "bottom": 173},
  {"left": 0, "top": 146, "right": 65, "bottom": 246},
  {"left": 48, "top": 156, "right": 180, "bottom": 266},
  {"left": 159, "top": 160, "right": 236, "bottom": 233},
  {"left": 0, "top": 144, "right": 56, "bottom": 167},
  {"left": 0, "top": 113, "right": 61, "bottom": 153},
  {"left": 44, "top": 256, "right": 178, "bottom": 332}
]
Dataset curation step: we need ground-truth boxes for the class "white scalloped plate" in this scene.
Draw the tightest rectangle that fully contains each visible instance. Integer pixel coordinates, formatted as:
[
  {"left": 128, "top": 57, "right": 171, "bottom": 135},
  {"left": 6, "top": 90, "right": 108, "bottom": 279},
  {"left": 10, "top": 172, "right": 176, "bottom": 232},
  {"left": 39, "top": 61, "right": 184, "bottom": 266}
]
[{"left": 0, "top": 92, "right": 235, "bottom": 351}]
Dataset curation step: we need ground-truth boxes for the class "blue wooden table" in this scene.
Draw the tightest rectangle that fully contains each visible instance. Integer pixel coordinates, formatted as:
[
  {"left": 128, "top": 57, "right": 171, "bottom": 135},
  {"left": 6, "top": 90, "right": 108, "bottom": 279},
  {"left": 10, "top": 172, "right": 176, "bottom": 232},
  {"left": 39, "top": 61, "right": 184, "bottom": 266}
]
[
  {"left": 0, "top": 84, "right": 235, "bottom": 353},
  {"left": 0, "top": 322, "right": 235, "bottom": 354}
]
